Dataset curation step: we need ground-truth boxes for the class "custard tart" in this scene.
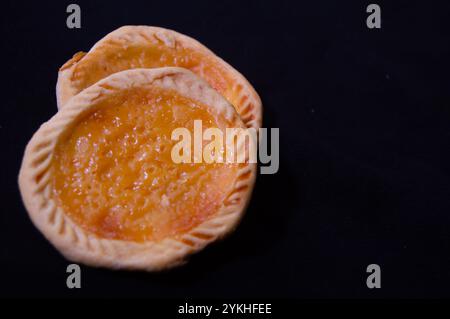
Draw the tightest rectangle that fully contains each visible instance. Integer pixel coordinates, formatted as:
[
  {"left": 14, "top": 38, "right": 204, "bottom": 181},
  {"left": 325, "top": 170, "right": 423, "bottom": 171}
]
[
  {"left": 19, "top": 68, "right": 256, "bottom": 270},
  {"left": 57, "top": 26, "right": 262, "bottom": 129}
]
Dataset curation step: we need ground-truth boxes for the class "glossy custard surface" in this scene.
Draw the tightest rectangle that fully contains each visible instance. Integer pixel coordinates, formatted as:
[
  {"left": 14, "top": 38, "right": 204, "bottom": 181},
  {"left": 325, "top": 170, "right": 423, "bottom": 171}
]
[{"left": 52, "top": 87, "right": 238, "bottom": 242}]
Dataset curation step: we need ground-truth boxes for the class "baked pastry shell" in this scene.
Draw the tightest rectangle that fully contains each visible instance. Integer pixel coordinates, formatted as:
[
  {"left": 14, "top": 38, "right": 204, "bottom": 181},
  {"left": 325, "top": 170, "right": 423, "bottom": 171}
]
[
  {"left": 20, "top": 67, "right": 256, "bottom": 271},
  {"left": 56, "top": 25, "right": 262, "bottom": 129}
]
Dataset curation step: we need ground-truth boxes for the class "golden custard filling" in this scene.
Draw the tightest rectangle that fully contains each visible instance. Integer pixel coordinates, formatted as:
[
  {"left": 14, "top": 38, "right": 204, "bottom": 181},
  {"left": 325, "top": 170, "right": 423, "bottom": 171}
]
[
  {"left": 71, "top": 42, "right": 249, "bottom": 118},
  {"left": 51, "top": 87, "right": 239, "bottom": 242}
]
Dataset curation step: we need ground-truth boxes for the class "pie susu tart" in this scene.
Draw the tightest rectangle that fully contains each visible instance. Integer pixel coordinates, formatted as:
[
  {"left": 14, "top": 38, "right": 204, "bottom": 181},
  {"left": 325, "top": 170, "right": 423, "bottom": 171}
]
[
  {"left": 57, "top": 26, "right": 262, "bottom": 129},
  {"left": 19, "top": 68, "right": 256, "bottom": 271}
]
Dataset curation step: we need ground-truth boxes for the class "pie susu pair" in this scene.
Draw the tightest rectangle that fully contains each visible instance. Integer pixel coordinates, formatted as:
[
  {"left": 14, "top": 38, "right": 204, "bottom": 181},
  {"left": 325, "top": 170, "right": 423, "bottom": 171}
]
[{"left": 19, "top": 26, "right": 261, "bottom": 271}]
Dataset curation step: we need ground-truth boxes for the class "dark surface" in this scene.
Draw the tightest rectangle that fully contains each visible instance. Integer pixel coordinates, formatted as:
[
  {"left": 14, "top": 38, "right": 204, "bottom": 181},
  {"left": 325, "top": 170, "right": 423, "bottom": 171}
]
[{"left": 1, "top": 0, "right": 449, "bottom": 298}]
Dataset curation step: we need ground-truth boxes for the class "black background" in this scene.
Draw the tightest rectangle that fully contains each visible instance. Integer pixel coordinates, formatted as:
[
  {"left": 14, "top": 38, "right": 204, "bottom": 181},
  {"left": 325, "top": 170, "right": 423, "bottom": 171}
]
[{"left": 1, "top": 0, "right": 450, "bottom": 298}]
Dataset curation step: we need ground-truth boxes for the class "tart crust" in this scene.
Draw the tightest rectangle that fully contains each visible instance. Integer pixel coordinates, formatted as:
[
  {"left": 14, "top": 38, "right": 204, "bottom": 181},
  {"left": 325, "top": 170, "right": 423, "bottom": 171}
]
[
  {"left": 20, "top": 67, "right": 256, "bottom": 271},
  {"left": 56, "top": 26, "right": 262, "bottom": 129}
]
